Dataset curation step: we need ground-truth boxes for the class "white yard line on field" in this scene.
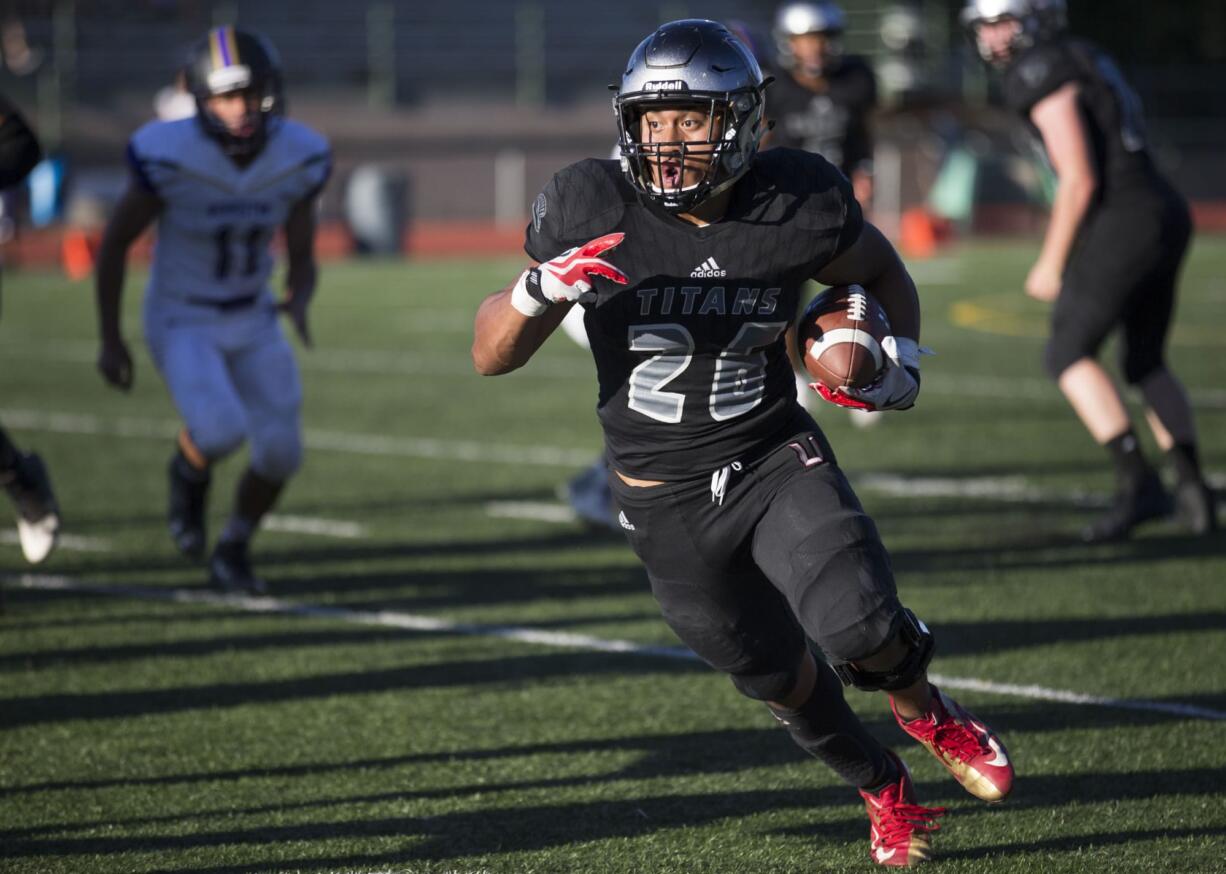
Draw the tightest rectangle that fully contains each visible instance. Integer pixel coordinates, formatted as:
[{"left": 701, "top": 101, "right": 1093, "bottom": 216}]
[
  {"left": 0, "top": 516, "right": 366, "bottom": 560},
  {"left": 486, "top": 501, "right": 580, "bottom": 524},
  {"left": 5, "top": 341, "right": 1226, "bottom": 408},
  {"left": 261, "top": 515, "right": 369, "bottom": 539},
  {"left": 0, "top": 531, "right": 112, "bottom": 553},
  {"left": 6, "top": 406, "right": 1223, "bottom": 509},
  {"left": 0, "top": 408, "right": 595, "bottom": 468},
  {"left": 8, "top": 571, "right": 1225, "bottom": 723}
]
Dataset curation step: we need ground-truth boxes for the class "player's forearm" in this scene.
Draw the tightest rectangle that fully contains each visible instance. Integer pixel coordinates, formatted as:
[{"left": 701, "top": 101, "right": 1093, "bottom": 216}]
[
  {"left": 285, "top": 258, "right": 317, "bottom": 301},
  {"left": 94, "top": 243, "right": 128, "bottom": 342},
  {"left": 1039, "top": 175, "right": 1095, "bottom": 274},
  {"left": 862, "top": 258, "right": 920, "bottom": 341},
  {"left": 472, "top": 286, "right": 558, "bottom": 375}
]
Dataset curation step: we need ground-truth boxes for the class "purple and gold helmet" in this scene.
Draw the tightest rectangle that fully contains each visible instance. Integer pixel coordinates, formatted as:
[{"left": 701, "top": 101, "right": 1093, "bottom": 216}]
[{"left": 184, "top": 27, "right": 285, "bottom": 157}]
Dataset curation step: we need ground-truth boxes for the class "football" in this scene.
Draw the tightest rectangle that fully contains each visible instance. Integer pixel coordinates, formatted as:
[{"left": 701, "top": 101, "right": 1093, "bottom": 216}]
[{"left": 799, "top": 284, "right": 891, "bottom": 391}]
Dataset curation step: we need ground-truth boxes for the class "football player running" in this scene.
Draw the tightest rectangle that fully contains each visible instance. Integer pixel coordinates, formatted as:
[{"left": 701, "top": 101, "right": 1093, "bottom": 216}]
[
  {"left": 768, "top": 2, "right": 877, "bottom": 207},
  {"left": 474, "top": 20, "right": 1013, "bottom": 867},
  {"left": 0, "top": 92, "right": 60, "bottom": 565},
  {"left": 95, "top": 28, "right": 331, "bottom": 593},
  {"left": 766, "top": 1, "right": 884, "bottom": 429},
  {"left": 963, "top": 0, "right": 1216, "bottom": 541}
]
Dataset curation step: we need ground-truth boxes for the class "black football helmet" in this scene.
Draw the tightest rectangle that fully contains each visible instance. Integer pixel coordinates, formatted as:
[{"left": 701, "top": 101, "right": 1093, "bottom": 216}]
[
  {"left": 613, "top": 19, "right": 769, "bottom": 214},
  {"left": 184, "top": 26, "right": 285, "bottom": 157}
]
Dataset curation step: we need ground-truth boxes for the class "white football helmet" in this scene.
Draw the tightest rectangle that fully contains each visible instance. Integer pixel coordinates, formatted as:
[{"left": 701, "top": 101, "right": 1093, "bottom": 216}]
[
  {"left": 961, "top": 0, "right": 1067, "bottom": 65},
  {"left": 773, "top": 2, "right": 847, "bottom": 75}
]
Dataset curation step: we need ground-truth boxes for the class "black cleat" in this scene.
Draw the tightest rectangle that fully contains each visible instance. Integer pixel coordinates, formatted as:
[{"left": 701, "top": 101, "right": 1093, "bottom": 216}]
[
  {"left": 168, "top": 453, "right": 209, "bottom": 560},
  {"left": 1173, "top": 478, "right": 1218, "bottom": 536},
  {"left": 2, "top": 452, "right": 60, "bottom": 564},
  {"left": 1081, "top": 469, "right": 1172, "bottom": 543},
  {"left": 208, "top": 539, "right": 267, "bottom": 595}
]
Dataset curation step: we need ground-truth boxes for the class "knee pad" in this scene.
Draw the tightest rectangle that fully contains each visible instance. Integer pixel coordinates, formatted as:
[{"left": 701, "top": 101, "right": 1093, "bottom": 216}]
[
  {"left": 189, "top": 417, "right": 245, "bottom": 462},
  {"left": 831, "top": 608, "right": 935, "bottom": 692},
  {"left": 250, "top": 426, "right": 302, "bottom": 482},
  {"left": 730, "top": 665, "right": 800, "bottom": 703}
]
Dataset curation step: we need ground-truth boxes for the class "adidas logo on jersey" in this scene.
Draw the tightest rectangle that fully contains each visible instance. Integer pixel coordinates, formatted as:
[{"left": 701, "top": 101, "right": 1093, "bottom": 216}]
[
  {"left": 690, "top": 257, "right": 727, "bottom": 278},
  {"left": 618, "top": 511, "right": 636, "bottom": 531}
]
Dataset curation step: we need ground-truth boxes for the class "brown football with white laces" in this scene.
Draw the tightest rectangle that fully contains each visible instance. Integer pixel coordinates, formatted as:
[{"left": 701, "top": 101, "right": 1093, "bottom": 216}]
[{"left": 799, "top": 284, "right": 891, "bottom": 390}]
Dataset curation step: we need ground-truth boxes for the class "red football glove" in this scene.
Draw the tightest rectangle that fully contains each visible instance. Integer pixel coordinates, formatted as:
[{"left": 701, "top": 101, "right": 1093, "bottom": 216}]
[{"left": 511, "top": 233, "right": 629, "bottom": 316}]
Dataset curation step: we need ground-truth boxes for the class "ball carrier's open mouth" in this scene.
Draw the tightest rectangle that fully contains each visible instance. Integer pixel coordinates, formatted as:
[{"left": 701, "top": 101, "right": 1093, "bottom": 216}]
[{"left": 639, "top": 143, "right": 718, "bottom": 196}]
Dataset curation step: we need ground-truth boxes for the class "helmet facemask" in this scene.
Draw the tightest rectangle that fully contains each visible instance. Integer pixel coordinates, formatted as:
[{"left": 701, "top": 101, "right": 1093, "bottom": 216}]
[
  {"left": 613, "top": 19, "right": 768, "bottom": 214},
  {"left": 616, "top": 91, "right": 762, "bottom": 213}
]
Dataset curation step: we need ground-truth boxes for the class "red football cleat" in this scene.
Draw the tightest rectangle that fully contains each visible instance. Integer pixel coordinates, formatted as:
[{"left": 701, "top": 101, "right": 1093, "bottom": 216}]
[
  {"left": 859, "top": 751, "right": 945, "bottom": 867},
  {"left": 893, "top": 684, "right": 1014, "bottom": 803}
]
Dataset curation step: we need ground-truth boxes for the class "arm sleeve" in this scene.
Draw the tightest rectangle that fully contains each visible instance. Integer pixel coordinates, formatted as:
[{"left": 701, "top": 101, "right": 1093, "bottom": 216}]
[
  {"left": 0, "top": 99, "right": 42, "bottom": 189},
  {"left": 125, "top": 141, "right": 159, "bottom": 194},
  {"left": 300, "top": 148, "right": 332, "bottom": 201},
  {"left": 1002, "top": 44, "right": 1080, "bottom": 115},
  {"left": 524, "top": 172, "right": 574, "bottom": 263},
  {"left": 832, "top": 168, "right": 864, "bottom": 259}
]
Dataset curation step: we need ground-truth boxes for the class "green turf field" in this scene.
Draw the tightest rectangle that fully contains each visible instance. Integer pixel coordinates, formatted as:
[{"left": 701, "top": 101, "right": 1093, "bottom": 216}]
[{"left": 1, "top": 238, "right": 1224, "bottom": 873}]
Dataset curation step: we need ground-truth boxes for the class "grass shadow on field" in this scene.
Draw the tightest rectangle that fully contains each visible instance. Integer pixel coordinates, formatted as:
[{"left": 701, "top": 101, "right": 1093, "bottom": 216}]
[
  {"left": 1, "top": 786, "right": 862, "bottom": 871},
  {"left": 889, "top": 527, "right": 1226, "bottom": 576},
  {"left": 55, "top": 485, "right": 573, "bottom": 536},
  {"left": 938, "top": 825, "right": 1226, "bottom": 863},
  {"left": 929, "top": 611, "right": 1226, "bottom": 658},
  {"left": 0, "top": 727, "right": 814, "bottom": 832},
  {"left": 10, "top": 774, "right": 1225, "bottom": 870},
  {"left": 0, "top": 648, "right": 704, "bottom": 730},
  {"left": 0, "top": 607, "right": 664, "bottom": 671},
  {"left": 0, "top": 726, "right": 800, "bottom": 799},
  {"left": 28, "top": 525, "right": 628, "bottom": 581}
]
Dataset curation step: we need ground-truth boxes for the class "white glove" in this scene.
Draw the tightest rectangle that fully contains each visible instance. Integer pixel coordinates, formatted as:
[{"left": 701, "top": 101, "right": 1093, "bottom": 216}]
[
  {"left": 816, "top": 336, "right": 924, "bottom": 412},
  {"left": 510, "top": 232, "right": 628, "bottom": 317}
]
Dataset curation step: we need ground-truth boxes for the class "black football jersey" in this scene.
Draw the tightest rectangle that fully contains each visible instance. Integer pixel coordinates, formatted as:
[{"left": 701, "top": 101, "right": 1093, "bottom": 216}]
[
  {"left": 525, "top": 149, "right": 862, "bottom": 481},
  {"left": 1001, "top": 38, "right": 1163, "bottom": 195},
  {"left": 765, "top": 57, "right": 876, "bottom": 176}
]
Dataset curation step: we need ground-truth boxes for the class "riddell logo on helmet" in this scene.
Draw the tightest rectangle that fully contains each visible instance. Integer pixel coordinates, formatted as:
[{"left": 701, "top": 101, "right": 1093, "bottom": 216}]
[
  {"left": 645, "top": 80, "right": 689, "bottom": 92},
  {"left": 691, "top": 257, "right": 726, "bottom": 278}
]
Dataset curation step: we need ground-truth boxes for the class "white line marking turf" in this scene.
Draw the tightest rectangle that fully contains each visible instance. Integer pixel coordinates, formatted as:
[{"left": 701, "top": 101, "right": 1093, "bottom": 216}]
[
  {"left": 263, "top": 514, "right": 369, "bottom": 539},
  {"left": 8, "top": 572, "right": 1225, "bottom": 723},
  {"left": 486, "top": 501, "right": 579, "bottom": 523},
  {"left": 0, "top": 408, "right": 595, "bottom": 468},
  {"left": 0, "top": 531, "right": 112, "bottom": 553},
  {"left": 6, "top": 407, "right": 1223, "bottom": 505},
  {"left": 6, "top": 342, "right": 1226, "bottom": 407}
]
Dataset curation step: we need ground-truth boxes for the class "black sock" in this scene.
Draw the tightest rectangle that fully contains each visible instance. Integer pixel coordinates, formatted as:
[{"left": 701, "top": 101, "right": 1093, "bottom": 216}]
[
  {"left": 0, "top": 426, "right": 19, "bottom": 473},
  {"left": 173, "top": 447, "right": 211, "bottom": 484},
  {"left": 861, "top": 758, "right": 902, "bottom": 795},
  {"left": 767, "top": 660, "right": 895, "bottom": 790},
  {"left": 1105, "top": 429, "right": 1150, "bottom": 485},
  {"left": 1168, "top": 443, "right": 1202, "bottom": 485}
]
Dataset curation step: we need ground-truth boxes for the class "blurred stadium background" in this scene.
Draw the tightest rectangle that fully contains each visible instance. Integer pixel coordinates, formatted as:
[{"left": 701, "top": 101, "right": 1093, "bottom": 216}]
[{"left": 2, "top": 0, "right": 1225, "bottom": 263}]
